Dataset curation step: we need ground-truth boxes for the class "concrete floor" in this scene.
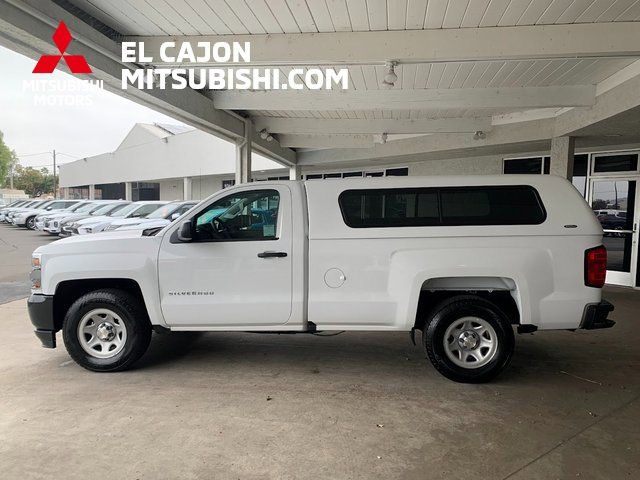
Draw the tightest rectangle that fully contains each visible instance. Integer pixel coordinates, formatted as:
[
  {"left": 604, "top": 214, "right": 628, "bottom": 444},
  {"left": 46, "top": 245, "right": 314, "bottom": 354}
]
[{"left": 0, "top": 286, "right": 638, "bottom": 479}]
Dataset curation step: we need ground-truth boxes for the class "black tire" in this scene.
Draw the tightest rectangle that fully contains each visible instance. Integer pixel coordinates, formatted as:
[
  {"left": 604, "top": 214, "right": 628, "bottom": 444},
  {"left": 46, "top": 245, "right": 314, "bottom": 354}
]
[
  {"left": 26, "top": 216, "right": 36, "bottom": 229},
  {"left": 423, "top": 295, "right": 515, "bottom": 383},
  {"left": 62, "top": 289, "right": 152, "bottom": 372}
]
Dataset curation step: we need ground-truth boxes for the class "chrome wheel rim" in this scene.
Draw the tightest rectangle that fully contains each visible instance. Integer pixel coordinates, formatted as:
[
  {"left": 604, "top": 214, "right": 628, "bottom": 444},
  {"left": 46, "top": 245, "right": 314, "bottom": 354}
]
[
  {"left": 443, "top": 316, "right": 498, "bottom": 369},
  {"left": 77, "top": 308, "right": 127, "bottom": 359},
  {"left": 27, "top": 217, "right": 35, "bottom": 229}
]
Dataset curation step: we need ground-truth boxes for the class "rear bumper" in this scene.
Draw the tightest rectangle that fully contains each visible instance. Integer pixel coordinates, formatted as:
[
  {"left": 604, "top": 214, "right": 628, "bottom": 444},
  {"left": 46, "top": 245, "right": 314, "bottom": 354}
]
[
  {"left": 27, "top": 294, "right": 57, "bottom": 348},
  {"left": 580, "top": 300, "right": 615, "bottom": 330}
]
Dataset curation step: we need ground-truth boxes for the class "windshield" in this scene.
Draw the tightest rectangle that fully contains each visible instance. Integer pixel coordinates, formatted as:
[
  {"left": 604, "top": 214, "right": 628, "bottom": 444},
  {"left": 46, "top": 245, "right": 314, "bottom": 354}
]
[
  {"left": 111, "top": 203, "right": 140, "bottom": 218},
  {"left": 147, "top": 203, "right": 179, "bottom": 219},
  {"left": 91, "top": 203, "right": 123, "bottom": 215},
  {"left": 73, "top": 203, "right": 97, "bottom": 213},
  {"left": 35, "top": 201, "right": 55, "bottom": 209},
  {"left": 65, "top": 202, "right": 87, "bottom": 212}
]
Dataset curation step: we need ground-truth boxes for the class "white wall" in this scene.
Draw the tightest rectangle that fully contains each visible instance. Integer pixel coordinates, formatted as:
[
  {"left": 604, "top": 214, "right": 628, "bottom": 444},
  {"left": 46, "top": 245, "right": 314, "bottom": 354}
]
[
  {"left": 408, "top": 143, "right": 640, "bottom": 176},
  {"left": 59, "top": 128, "right": 282, "bottom": 187},
  {"left": 158, "top": 171, "right": 290, "bottom": 201},
  {"left": 409, "top": 155, "right": 505, "bottom": 176}
]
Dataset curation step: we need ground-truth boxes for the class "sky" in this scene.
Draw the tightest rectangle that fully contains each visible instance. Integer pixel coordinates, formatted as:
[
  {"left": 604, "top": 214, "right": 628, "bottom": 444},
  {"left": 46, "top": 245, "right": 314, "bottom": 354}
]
[{"left": 0, "top": 45, "right": 188, "bottom": 170}]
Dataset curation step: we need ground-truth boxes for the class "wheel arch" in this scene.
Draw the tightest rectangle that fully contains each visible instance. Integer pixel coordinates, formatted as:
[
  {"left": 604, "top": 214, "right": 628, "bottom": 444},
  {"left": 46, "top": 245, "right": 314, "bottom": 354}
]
[
  {"left": 52, "top": 278, "right": 149, "bottom": 331},
  {"left": 412, "top": 276, "right": 522, "bottom": 332}
]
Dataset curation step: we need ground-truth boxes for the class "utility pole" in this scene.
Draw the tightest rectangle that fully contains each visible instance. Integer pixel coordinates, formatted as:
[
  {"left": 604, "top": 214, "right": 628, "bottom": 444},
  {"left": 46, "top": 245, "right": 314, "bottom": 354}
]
[
  {"left": 9, "top": 162, "right": 13, "bottom": 189},
  {"left": 52, "top": 149, "right": 56, "bottom": 198}
]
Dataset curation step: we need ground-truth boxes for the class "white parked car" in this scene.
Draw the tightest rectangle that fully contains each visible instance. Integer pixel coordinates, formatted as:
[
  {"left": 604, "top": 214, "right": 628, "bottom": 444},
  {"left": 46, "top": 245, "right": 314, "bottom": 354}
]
[
  {"left": 74, "top": 201, "right": 168, "bottom": 235},
  {"left": 2, "top": 199, "right": 48, "bottom": 223},
  {"left": 28, "top": 176, "right": 614, "bottom": 383},
  {"left": 0, "top": 199, "right": 31, "bottom": 221},
  {"left": 43, "top": 201, "right": 104, "bottom": 235},
  {"left": 35, "top": 201, "right": 93, "bottom": 231},
  {"left": 107, "top": 201, "right": 197, "bottom": 232},
  {"left": 12, "top": 200, "right": 80, "bottom": 229},
  {"left": 58, "top": 201, "right": 131, "bottom": 237}
]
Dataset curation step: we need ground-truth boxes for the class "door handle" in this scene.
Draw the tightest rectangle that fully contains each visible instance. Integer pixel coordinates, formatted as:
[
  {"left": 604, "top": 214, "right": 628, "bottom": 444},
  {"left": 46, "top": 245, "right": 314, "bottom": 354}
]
[{"left": 257, "top": 251, "right": 287, "bottom": 258}]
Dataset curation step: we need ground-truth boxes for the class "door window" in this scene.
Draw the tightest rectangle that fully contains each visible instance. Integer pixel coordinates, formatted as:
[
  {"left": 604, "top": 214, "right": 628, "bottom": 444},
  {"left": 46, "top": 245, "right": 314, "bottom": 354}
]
[
  {"left": 193, "top": 189, "right": 279, "bottom": 241},
  {"left": 591, "top": 180, "right": 636, "bottom": 273}
]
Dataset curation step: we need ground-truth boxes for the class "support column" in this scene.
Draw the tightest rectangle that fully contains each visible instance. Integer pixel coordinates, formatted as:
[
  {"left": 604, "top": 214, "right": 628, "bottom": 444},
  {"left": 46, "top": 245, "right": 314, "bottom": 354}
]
[
  {"left": 183, "top": 177, "right": 192, "bottom": 200},
  {"left": 125, "top": 182, "right": 133, "bottom": 201},
  {"left": 550, "top": 136, "right": 575, "bottom": 180},
  {"left": 235, "top": 118, "right": 252, "bottom": 184},
  {"left": 62, "top": 187, "right": 69, "bottom": 200},
  {"left": 289, "top": 165, "right": 301, "bottom": 180},
  {"left": 88, "top": 184, "right": 95, "bottom": 200}
]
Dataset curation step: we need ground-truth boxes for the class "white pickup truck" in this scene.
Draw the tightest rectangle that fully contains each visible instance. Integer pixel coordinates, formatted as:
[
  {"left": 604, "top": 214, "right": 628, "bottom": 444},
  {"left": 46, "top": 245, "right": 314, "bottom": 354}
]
[{"left": 28, "top": 176, "right": 614, "bottom": 382}]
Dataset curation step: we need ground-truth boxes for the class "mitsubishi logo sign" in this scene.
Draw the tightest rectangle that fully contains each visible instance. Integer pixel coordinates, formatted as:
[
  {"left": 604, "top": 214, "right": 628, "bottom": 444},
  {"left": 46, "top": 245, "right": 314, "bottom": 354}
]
[{"left": 33, "top": 21, "right": 92, "bottom": 74}]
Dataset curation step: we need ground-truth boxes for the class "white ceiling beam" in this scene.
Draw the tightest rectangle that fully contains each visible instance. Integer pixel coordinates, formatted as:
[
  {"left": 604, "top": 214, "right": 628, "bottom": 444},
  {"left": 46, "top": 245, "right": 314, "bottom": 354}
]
[
  {"left": 254, "top": 117, "right": 492, "bottom": 134},
  {"left": 126, "top": 22, "right": 640, "bottom": 66},
  {"left": 0, "top": 0, "right": 296, "bottom": 166},
  {"left": 297, "top": 119, "right": 557, "bottom": 166},
  {"left": 215, "top": 86, "right": 595, "bottom": 111},
  {"left": 556, "top": 72, "right": 640, "bottom": 137},
  {"left": 278, "top": 134, "right": 374, "bottom": 148}
]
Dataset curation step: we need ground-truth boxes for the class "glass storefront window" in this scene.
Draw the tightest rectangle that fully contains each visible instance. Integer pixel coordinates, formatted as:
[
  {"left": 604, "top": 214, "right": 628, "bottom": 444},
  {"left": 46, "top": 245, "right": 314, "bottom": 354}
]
[
  {"left": 572, "top": 154, "right": 588, "bottom": 196},
  {"left": 593, "top": 154, "right": 639, "bottom": 173},
  {"left": 591, "top": 180, "right": 636, "bottom": 273}
]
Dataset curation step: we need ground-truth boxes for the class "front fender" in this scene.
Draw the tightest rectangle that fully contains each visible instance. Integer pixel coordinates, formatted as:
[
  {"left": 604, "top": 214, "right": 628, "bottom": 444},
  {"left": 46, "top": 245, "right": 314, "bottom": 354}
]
[{"left": 38, "top": 235, "right": 166, "bottom": 326}]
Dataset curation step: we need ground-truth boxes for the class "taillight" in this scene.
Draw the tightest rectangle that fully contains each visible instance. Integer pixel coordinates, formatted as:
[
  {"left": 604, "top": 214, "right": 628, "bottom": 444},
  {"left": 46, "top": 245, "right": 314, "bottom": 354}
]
[{"left": 585, "top": 245, "right": 607, "bottom": 288}]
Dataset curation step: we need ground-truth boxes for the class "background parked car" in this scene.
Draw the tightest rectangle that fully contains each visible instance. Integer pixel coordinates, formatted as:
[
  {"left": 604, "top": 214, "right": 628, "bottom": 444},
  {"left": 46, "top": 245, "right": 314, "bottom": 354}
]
[
  {"left": 107, "top": 201, "right": 197, "bottom": 231},
  {"left": 44, "top": 201, "right": 105, "bottom": 235},
  {"left": 1, "top": 199, "right": 39, "bottom": 222},
  {"left": 75, "top": 201, "right": 169, "bottom": 234},
  {"left": 35, "top": 201, "right": 91, "bottom": 231},
  {"left": 0, "top": 199, "right": 31, "bottom": 221},
  {"left": 59, "top": 201, "right": 131, "bottom": 236},
  {"left": 12, "top": 200, "right": 80, "bottom": 229},
  {"left": 4, "top": 200, "right": 53, "bottom": 224}
]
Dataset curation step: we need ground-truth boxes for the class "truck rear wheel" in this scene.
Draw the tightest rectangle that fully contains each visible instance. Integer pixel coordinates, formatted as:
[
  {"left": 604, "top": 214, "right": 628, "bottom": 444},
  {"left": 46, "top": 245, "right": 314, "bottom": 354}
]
[
  {"left": 62, "top": 289, "right": 152, "bottom": 372},
  {"left": 423, "top": 296, "right": 514, "bottom": 383}
]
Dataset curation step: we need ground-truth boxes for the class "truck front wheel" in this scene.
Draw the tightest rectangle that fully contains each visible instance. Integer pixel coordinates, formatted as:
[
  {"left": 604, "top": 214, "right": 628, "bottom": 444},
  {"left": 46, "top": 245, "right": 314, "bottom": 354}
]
[
  {"left": 423, "top": 296, "right": 515, "bottom": 383},
  {"left": 62, "top": 289, "right": 152, "bottom": 372}
]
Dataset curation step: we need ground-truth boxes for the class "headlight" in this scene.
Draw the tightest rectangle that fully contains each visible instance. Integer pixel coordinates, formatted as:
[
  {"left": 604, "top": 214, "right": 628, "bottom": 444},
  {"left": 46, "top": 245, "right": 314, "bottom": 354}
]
[
  {"left": 30, "top": 253, "right": 42, "bottom": 293},
  {"left": 105, "top": 224, "right": 121, "bottom": 231}
]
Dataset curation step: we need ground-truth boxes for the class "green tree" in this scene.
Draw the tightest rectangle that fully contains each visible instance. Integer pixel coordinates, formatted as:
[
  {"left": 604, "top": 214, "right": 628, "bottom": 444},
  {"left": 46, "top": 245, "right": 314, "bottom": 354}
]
[
  {"left": 12, "top": 165, "right": 53, "bottom": 196},
  {"left": 0, "top": 130, "right": 18, "bottom": 187}
]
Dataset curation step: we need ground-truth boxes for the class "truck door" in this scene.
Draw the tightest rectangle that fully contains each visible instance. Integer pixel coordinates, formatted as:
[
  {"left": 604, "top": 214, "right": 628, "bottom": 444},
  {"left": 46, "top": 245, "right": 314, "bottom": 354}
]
[{"left": 157, "top": 186, "right": 293, "bottom": 327}]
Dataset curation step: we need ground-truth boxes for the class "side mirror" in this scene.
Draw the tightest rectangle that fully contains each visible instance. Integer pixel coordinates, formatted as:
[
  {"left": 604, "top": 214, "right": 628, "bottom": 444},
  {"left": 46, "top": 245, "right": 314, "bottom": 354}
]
[
  {"left": 46, "top": 206, "right": 53, "bottom": 211},
  {"left": 177, "top": 220, "right": 193, "bottom": 242},
  {"left": 171, "top": 212, "right": 180, "bottom": 220}
]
